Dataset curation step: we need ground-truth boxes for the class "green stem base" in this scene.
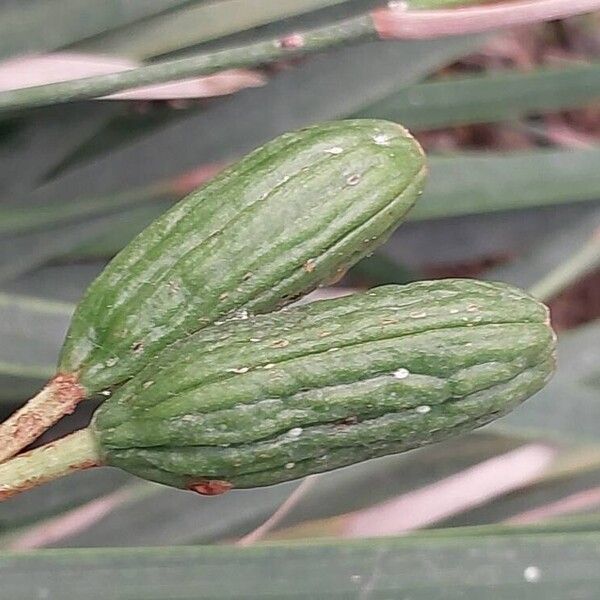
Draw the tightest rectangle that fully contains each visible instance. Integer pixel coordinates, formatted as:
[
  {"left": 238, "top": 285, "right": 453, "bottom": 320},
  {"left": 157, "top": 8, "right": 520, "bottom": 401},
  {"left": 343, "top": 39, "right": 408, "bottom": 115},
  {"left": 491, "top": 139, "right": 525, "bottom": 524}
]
[
  {"left": 0, "top": 374, "right": 86, "bottom": 463},
  {"left": 0, "top": 429, "right": 101, "bottom": 501}
]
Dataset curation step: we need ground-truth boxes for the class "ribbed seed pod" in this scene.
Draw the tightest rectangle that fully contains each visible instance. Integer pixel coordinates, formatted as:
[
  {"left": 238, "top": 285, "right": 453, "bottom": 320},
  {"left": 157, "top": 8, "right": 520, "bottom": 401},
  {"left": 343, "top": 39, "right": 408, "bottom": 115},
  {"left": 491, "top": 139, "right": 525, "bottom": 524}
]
[
  {"left": 93, "top": 279, "right": 556, "bottom": 493},
  {"left": 58, "top": 119, "right": 426, "bottom": 393}
]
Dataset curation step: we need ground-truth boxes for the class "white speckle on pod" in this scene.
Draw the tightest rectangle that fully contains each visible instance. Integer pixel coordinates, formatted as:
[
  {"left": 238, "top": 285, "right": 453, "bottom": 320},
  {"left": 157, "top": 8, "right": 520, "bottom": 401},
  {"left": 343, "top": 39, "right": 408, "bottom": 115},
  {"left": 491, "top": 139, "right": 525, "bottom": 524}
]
[
  {"left": 392, "top": 368, "right": 410, "bottom": 380},
  {"left": 287, "top": 427, "right": 303, "bottom": 438},
  {"left": 100, "top": 390, "right": 111, "bottom": 397},
  {"left": 231, "top": 309, "right": 249, "bottom": 320},
  {"left": 409, "top": 311, "right": 427, "bottom": 319},
  {"left": 142, "top": 381, "right": 154, "bottom": 389},
  {"left": 285, "top": 462, "right": 295, "bottom": 469},
  {"left": 263, "top": 363, "right": 276, "bottom": 370},
  {"left": 415, "top": 405, "right": 431, "bottom": 414},
  {"left": 346, "top": 174, "right": 361, "bottom": 186},
  {"left": 373, "top": 133, "right": 391, "bottom": 145},
  {"left": 325, "top": 146, "right": 343, "bottom": 155},
  {"left": 228, "top": 367, "right": 249, "bottom": 374}
]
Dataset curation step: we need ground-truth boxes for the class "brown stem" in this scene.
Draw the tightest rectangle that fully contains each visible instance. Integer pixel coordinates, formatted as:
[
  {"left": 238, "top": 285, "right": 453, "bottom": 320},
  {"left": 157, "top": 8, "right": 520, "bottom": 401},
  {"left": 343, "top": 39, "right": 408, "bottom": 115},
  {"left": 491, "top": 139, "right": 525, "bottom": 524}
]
[
  {"left": 0, "top": 429, "right": 100, "bottom": 501},
  {"left": 0, "top": 374, "right": 86, "bottom": 463}
]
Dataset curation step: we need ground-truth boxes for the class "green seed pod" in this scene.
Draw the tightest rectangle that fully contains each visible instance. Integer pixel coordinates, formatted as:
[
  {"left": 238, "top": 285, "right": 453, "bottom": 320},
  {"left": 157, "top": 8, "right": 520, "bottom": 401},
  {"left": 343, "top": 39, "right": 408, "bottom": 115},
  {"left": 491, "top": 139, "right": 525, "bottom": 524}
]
[
  {"left": 59, "top": 119, "right": 426, "bottom": 394},
  {"left": 0, "top": 118, "right": 426, "bottom": 466},
  {"left": 92, "top": 279, "right": 556, "bottom": 494}
]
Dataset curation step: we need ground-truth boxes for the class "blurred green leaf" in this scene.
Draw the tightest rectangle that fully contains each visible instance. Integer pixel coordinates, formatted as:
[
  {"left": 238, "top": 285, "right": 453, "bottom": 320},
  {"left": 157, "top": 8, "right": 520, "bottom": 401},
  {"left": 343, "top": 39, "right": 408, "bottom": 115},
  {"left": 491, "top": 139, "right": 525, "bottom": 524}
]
[
  {"left": 0, "top": 104, "right": 117, "bottom": 197},
  {"left": 74, "top": 0, "right": 488, "bottom": 61},
  {"left": 0, "top": 204, "right": 166, "bottom": 285},
  {"left": 2, "top": 263, "right": 104, "bottom": 303},
  {"left": 75, "top": 0, "right": 361, "bottom": 60},
  {"left": 0, "top": 469, "right": 131, "bottom": 533},
  {"left": 0, "top": 36, "right": 479, "bottom": 283},
  {"left": 484, "top": 209, "right": 600, "bottom": 293},
  {"left": 0, "top": 180, "right": 172, "bottom": 235},
  {"left": 0, "top": 433, "right": 523, "bottom": 547},
  {"left": 0, "top": 293, "right": 71, "bottom": 384},
  {"left": 412, "top": 148, "right": 600, "bottom": 221},
  {"left": 67, "top": 209, "right": 167, "bottom": 259},
  {"left": 10, "top": 146, "right": 600, "bottom": 246},
  {"left": 61, "top": 147, "right": 600, "bottom": 260},
  {"left": 24, "top": 36, "right": 479, "bottom": 199},
  {"left": 2, "top": 533, "right": 600, "bottom": 599},
  {"left": 354, "top": 63, "right": 600, "bottom": 129},
  {"left": 0, "top": 1, "right": 193, "bottom": 59}
]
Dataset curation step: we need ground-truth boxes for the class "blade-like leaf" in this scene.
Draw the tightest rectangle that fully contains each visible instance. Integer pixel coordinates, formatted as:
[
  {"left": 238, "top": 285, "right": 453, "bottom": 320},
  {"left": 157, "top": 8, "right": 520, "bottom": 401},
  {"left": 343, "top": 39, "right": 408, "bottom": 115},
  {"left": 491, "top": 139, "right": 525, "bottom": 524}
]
[
  {"left": 411, "top": 148, "right": 600, "bottom": 221},
  {"left": 0, "top": 204, "right": 167, "bottom": 285},
  {"left": 2, "top": 263, "right": 104, "bottom": 304},
  {"left": 0, "top": 103, "right": 117, "bottom": 197},
  {"left": 0, "top": 35, "right": 478, "bottom": 261},
  {"left": 1, "top": 533, "right": 600, "bottom": 599},
  {"left": 75, "top": 0, "right": 360, "bottom": 60},
  {"left": 62, "top": 148, "right": 600, "bottom": 261},
  {"left": 31, "top": 36, "right": 479, "bottom": 196},
  {"left": 353, "top": 63, "right": 600, "bottom": 130},
  {"left": 485, "top": 210, "right": 600, "bottom": 291},
  {"left": 0, "top": 433, "right": 525, "bottom": 547},
  {"left": 72, "top": 0, "right": 485, "bottom": 61},
  {"left": 0, "top": 292, "right": 72, "bottom": 383},
  {"left": 0, "top": 1, "right": 193, "bottom": 60}
]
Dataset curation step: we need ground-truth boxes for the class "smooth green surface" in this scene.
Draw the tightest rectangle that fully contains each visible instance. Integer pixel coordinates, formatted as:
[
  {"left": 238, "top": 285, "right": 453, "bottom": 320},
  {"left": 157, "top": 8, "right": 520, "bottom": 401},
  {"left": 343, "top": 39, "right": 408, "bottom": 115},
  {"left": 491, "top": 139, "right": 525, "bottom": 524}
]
[
  {"left": 2, "top": 533, "right": 600, "bottom": 599},
  {"left": 485, "top": 209, "right": 600, "bottom": 292},
  {"left": 355, "top": 63, "right": 600, "bottom": 129},
  {"left": 0, "top": 208, "right": 157, "bottom": 285},
  {"left": 59, "top": 120, "right": 425, "bottom": 393},
  {"left": 0, "top": 0, "right": 192, "bottom": 59},
  {"left": 412, "top": 148, "right": 600, "bottom": 221},
  {"left": 94, "top": 279, "right": 554, "bottom": 489},
  {"left": 0, "top": 293, "right": 72, "bottom": 384},
  {"left": 0, "top": 181, "right": 169, "bottom": 235}
]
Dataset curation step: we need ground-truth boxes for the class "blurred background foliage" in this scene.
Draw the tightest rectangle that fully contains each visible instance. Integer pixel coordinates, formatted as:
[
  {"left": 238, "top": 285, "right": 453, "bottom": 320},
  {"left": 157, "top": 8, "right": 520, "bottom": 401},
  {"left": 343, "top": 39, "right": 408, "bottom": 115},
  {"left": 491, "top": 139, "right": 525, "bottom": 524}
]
[{"left": 0, "top": 0, "right": 599, "bottom": 598}]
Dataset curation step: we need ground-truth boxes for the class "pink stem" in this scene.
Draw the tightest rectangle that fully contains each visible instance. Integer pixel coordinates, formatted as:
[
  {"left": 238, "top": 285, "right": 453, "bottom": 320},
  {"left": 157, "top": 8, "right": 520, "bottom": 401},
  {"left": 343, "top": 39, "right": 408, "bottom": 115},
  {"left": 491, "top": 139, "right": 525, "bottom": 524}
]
[{"left": 373, "top": 0, "right": 600, "bottom": 39}]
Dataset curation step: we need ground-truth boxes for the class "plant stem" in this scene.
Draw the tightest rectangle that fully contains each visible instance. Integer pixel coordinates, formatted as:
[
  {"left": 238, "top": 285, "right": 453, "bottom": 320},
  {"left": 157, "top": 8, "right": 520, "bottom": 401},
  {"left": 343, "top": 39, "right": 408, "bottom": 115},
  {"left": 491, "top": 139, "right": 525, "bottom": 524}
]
[
  {"left": 3, "top": 0, "right": 599, "bottom": 112},
  {"left": 0, "top": 429, "right": 100, "bottom": 501},
  {"left": 0, "top": 15, "right": 375, "bottom": 112},
  {"left": 0, "top": 374, "right": 86, "bottom": 463},
  {"left": 373, "top": 0, "right": 600, "bottom": 39}
]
